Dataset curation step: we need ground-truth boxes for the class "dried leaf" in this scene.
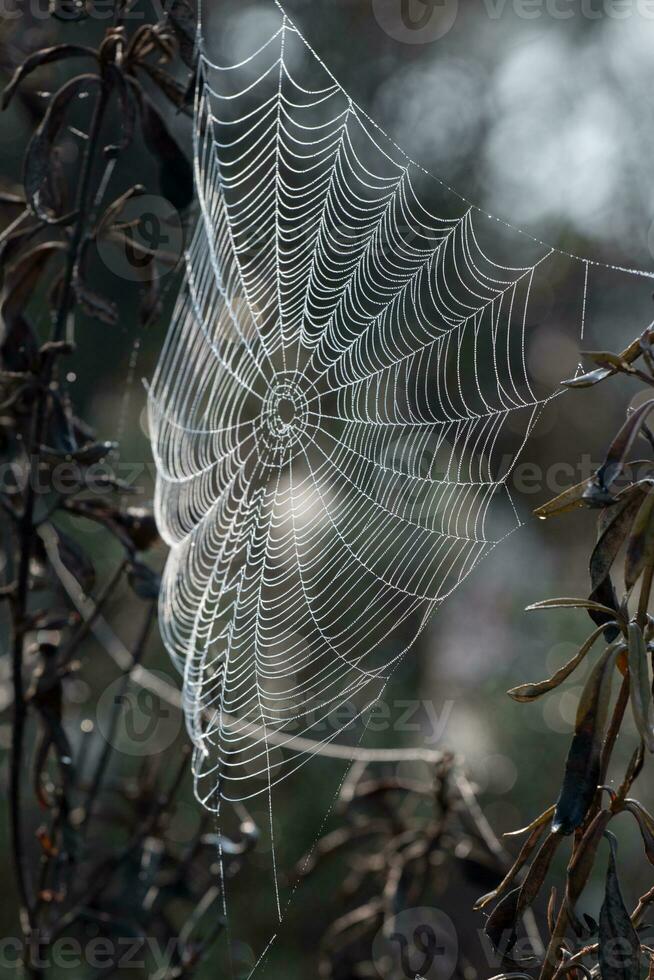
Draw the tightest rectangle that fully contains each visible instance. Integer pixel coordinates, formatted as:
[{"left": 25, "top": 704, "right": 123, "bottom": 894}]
[
  {"left": 508, "top": 623, "right": 608, "bottom": 703},
  {"left": 628, "top": 622, "right": 654, "bottom": 752},
  {"left": 591, "top": 399, "right": 654, "bottom": 498},
  {"left": 475, "top": 808, "right": 552, "bottom": 909},
  {"left": 484, "top": 886, "right": 520, "bottom": 957},
  {"left": 562, "top": 331, "right": 653, "bottom": 389},
  {"left": 592, "top": 486, "right": 647, "bottom": 593},
  {"left": 623, "top": 801, "right": 654, "bottom": 866},
  {"left": 598, "top": 833, "right": 641, "bottom": 979},
  {"left": 552, "top": 642, "right": 620, "bottom": 835},
  {"left": 24, "top": 75, "right": 101, "bottom": 221},
  {"left": 533, "top": 478, "right": 591, "bottom": 520},
  {"left": 587, "top": 574, "right": 621, "bottom": 643},
  {"left": 562, "top": 366, "right": 615, "bottom": 389},
  {"left": 504, "top": 805, "right": 557, "bottom": 838},
  {"left": 583, "top": 350, "right": 635, "bottom": 371},
  {"left": 514, "top": 832, "right": 562, "bottom": 917},
  {"left": 1, "top": 45, "right": 97, "bottom": 110},
  {"left": 566, "top": 809, "right": 614, "bottom": 934},
  {"left": 526, "top": 597, "right": 618, "bottom": 617},
  {"left": 625, "top": 493, "right": 654, "bottom": 591}
]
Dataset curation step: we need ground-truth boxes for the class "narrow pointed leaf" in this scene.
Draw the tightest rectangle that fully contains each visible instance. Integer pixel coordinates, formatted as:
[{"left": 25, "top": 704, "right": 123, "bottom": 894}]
[
  {"left": 534, "top": 479, "right": 591, "bottom": 520},
  {"left": 593, "top": 399, "right": 654, "bottom": 495},
  {"left": 526, "top": 598, "right": 618, "bottom": 616},
  {"left": 625, "top": 493, "right": 654, "bottom": 591},
  {"left": 484, "top": 887, "right": 520, "bottom": 956},
  {"left": 24, "top": 75, "right": 101, "bottom": 220},
  {"left": 562, "top": 366, "right": 614, "bottom": 388},
  {"left": 623, "top": 801, "right": 654, "bottom": 866},
  {"left": 1, "top": 45, "right": 96, "bottom": 110},
  {"left": 627, "top": 622, "right": 654, "bottom": 752},
  {"left": 592, "top": 486, "right": 647, "bottom": 593},
  {"left": 508, "top": 623, "right": 608, "bottom": 703},
  {"left": 475, "top": 811, "right": 551, "bottom": 909},
  {"left": 552, "top": 643, "right": 620, "bottom": 835},
  {"left": 598, "top": 833, "right": 641, "bottom": 979},
  {"left": 504, "top": 805, "right": 556, "bottom": 839},
  {"left": 565, "top": 809, "right": 614, "bottom": 933}
]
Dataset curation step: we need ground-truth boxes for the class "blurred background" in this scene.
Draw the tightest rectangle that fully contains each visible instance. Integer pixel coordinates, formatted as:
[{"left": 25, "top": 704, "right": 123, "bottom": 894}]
[{"left": 3, "top": 0, "right": 654, "bottom": 976}]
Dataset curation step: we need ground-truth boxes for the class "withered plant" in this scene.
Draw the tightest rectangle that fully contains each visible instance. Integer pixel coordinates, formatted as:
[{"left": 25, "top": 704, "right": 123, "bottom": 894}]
[
  {"left": 478, "top": 328, "right": 654, "bottom": 978},
  {"left": 0, "top": 2, "right": 257, "bottom": 977}
]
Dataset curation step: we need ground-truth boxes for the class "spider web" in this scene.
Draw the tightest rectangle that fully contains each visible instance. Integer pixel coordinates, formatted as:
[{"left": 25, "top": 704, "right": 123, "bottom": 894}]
[{"left": 147, "top": 1, "right": 653, "bottom": 822}]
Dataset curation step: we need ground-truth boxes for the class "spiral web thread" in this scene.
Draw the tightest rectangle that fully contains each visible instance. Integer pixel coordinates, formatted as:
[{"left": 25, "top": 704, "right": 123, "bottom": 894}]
[{"left": 148, "top": 2, "right": 653, "bottom": 828}]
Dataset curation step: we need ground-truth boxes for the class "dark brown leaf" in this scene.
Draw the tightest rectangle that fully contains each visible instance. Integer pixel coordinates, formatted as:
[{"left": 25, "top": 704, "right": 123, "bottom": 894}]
[
  {"left": 534, "top": 478, "right": 591, "bottom": 520},
  {"left": 628, "top": 622, "right": 654, "bottom": 753},
  {"left": 514, "top": 832, "right": 562, "bottom": 917},
  {"left": 526, "top": 597, "right": 618, "bottom": 616},
  {"left": 484, "top": 886, "right": 520, "bottom": 957},
  {"left": 565, "top": 809, "right": 613, "bottom": 934},
  {"left": 508, "top": 623, "right": 608, "bottom": 703},
  {"left": 1, "top": 45, "right": 97, "bottom": 111},
  {"left": 592, "top": 486, "right": 647, "bottom": 594},
  {"left": 475, "top": 806, "right": 553, "bottom": 909},
  {"left": 591, "top": 399, "right": 654, "bottom": 498},
  {"left": 562, "top": 365, "right": 615, "bottom": 389},
  {"left": 598, "top": 833, "right": 641, "bottom": 979},
  {"left": 624, "top": 801, "right": 654, "bottom": 866},
  {"left": 625, "top": 492, "right": 654, "bottom": 592},
  {"left": 24, "top": 75, "right": 101, "bottom": 221},
  {"left": 552, "top": 642, "right": 620, "bottom": 835}
]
